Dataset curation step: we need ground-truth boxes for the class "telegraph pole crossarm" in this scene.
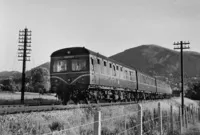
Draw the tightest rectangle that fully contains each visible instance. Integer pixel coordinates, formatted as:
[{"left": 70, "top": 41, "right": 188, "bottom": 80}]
[{"left": 173, "top": 41, "right": 190, "bottom": 116}]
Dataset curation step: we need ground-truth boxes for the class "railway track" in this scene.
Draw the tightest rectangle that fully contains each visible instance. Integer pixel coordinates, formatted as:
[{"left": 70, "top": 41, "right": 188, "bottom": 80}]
[{"left": 0, "top": 99, "right": 170, "bottom": 115}]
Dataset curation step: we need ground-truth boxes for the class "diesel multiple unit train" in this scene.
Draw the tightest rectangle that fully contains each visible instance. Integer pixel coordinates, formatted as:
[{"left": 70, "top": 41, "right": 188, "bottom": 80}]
[{"left": 50, "top": 47, "right": 172, "bottom": 104}]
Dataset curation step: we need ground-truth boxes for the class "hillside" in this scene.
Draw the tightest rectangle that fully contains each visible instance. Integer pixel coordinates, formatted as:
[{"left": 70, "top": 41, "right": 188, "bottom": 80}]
[
  {"left": 26, "top": 62, "right": 50, "bottom": 77},
  {"left": 110, "top": 44, "right": 200, "bottom": 78},
  {"left": 0, "top": 71, "right": 21, "bottom": 80},
  {"left": 0, "top": 62, "right": 50, "bottom": 80},
  {"left": 1, "top": 45, "right": 200, "bottom": 87}
]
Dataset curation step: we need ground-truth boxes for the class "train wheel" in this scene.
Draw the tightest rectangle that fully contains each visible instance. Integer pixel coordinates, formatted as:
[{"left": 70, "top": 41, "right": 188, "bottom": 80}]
[{"left": 67, "top": 99, "right": 75, "bottom": 104}]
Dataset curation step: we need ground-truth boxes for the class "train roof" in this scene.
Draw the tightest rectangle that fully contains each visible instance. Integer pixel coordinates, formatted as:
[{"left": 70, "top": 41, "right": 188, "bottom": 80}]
[
  {"left": 51, "top": 47, "right": 137, "bottom": 69},
  {"left": 51, "top": 47, "right": 91, "bottom": 57},
  {"left": 51, "top": 47, "right": 170, "bottom": 86}
]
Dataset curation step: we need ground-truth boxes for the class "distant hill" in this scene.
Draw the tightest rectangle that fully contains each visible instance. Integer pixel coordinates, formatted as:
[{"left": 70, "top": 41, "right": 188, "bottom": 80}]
[
  {"left": 0, "top": 62, "right": 50, "bottom": 80},
  {"left": 1, "top": 44, "right": 200, "bottom": 85},
  {"left": 36, "top": 62, "right": 50, "bottom": 71},
  {"left": 109, "top": 44, "right": 200, "bottom": 78},
  {"left": 0, "top": 71, "right": 21, "bottom": 80},
  {"left": 26, "top": 62, "right": 50, "bottom": 76}
]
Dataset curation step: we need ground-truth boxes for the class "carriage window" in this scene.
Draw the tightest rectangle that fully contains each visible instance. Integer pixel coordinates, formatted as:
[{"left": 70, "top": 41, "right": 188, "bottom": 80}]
[
  {"left": 91, "top": 58, "right": 94, "bottom": 65},
  {"left": 72, "top": 59, "right": 87, "bottom": 71},
  {"left": 53, "top": 60, "right": 68, "bottom": 72},
  {"left": 116, "top": 66, "right": 118, "bottom": 70},
  {"left": 120, "top": 67, "right": 123, "bottom": 71},
  {"left": 104, "top": 61, "right": 107, "bottom": 66},
  {"left": 110, "top": 63, "right": 112, "bottom": 68},
  {"left": 97, "top": 59, "right": 100, "bottom": 64}
]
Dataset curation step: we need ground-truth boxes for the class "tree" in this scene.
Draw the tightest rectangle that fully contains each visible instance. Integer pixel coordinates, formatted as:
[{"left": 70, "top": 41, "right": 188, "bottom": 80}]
[
  {"left": 31, "top": 67, "right": 50, "bottom": 93},
  {"left": 0, "top": 78, "right": 17, "bottom": 92},
  {"left": 185, "top": 81, "right": 200, "bottom": 100}
]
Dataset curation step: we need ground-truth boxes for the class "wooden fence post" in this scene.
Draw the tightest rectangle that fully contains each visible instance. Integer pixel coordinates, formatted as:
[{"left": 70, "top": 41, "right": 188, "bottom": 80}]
[
  {"left": 196, "top": 108, "right": 198, "bottom": 121},
  {"left": 183, "top": 109, "right": 185, "bottom": 128},
  {"left": 198, "top": 108, "right": 200, "bottom": 122},
  {"left": 170, "top": 105, "right": 173, "bottom": 133},
  {"left": 196, "top": 108, "right": 198, "bottom": 122},
  {"left": 158, "top": 102, "right": 162, "bottom": 135},
  {"left": 179, "top": 106, "right": 182, "bottom": 134},
  {"left": 192, "top": 106, "right": 195, "bottom": 124},
  {"left": 195, "top": 108, "right": 198, "bottom": 122},
  {"left": 188, "top": 107, "right": 190, "bottom": 124},
  {"left": 124, "top": 114, "right": 127, "bottom": 135},
  {"left": 194, "top": 107, "right": 196, "bottom": 123},
  {"left": 94, "top": 110, "right": 101, "bottom": 135},
  {"left": 185, "top": 108, "right": 188, "bottom": 128},
  {"left": 137, "top": 104, "right": 143, "bottom": 135}
]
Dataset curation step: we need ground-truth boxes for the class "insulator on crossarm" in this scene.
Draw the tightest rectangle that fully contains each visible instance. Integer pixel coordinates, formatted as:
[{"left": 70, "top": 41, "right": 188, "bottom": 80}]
[
  {"left": 18, "top": 45, "right": 24, "bottom": 47},
  {"left": 19, "top": 37, "right": 24, "bottom": 40},
  {"left": 19, "top": 41, "right": 24, "bottom": 43}
]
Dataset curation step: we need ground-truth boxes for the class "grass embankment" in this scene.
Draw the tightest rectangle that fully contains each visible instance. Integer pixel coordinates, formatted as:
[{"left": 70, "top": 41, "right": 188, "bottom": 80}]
[
  {"left": 0, "top": 98, "right": 199, "bottom": 135},
  {"left": 172, "top": 98, "right": 200, "bottom": 135},
  {"left": 182, "top": 123, "right": 200, "bottom": 135}
]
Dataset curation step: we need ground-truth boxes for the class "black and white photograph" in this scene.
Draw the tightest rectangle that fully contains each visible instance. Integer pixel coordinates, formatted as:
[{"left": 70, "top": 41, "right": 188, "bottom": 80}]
[{"left": 1, "top": 0, "right": 200, "bottom": 134}]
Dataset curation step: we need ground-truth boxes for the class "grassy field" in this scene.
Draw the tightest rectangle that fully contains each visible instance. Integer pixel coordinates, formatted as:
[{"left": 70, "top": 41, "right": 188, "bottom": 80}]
[
  {"left": 0, "top": 92, "right": 59, "bottom": 105},
  {"left": 0, "top": 97, "right": 199, "bottom": 135}
]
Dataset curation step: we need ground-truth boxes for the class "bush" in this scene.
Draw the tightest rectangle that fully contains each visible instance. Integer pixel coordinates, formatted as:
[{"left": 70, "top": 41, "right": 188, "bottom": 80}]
[{"left": 48, "top": 121, "right": 64, "bottom": 132}]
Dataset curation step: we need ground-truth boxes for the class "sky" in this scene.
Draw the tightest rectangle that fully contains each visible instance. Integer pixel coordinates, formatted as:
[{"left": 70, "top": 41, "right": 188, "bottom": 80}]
[{"left": 1, "top": 0, "right": 200, "bottom": 72}]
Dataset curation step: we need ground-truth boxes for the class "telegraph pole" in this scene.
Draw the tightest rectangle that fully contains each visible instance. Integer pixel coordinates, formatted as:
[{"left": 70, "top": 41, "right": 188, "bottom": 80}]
[
  {"left": 18, "top": 27, "right": 31, "bottom": 104},
  {"left": 173, "top": 41, "right": 190, "bottom": 115}
]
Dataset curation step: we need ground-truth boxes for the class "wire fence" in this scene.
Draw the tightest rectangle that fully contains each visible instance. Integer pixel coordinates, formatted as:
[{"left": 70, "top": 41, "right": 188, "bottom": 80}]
[
  {"left": 0, "top": 100, "right": 199, "bottom": 135},
  {"left": 37, "top": 101, "right": 200, "bottom": 135}
]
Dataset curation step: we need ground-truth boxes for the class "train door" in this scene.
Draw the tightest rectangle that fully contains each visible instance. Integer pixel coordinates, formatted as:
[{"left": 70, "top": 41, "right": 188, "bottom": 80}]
[
  {"left": 90, "top": 55, "right": 100, "bottom": 85},
  {"left": 116, "top": 65, "right": 120, "bottom": 87},
  {"left": 109, "top": 62, "right": 113, "bottom": 86},
  {"left": 96, "top": 58, "right": 101, "bottom": 85},
  {"left": 90, "top": 55, "right": 95, "bottom": 84},
  {"left": 112, "top": 64, "right": 117, "bottom": 86}
]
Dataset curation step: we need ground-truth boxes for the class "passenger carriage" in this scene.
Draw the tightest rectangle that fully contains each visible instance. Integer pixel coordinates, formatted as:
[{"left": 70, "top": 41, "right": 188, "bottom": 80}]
[{"left": 50, "top": 47, "right": 172, "bottom": 104}]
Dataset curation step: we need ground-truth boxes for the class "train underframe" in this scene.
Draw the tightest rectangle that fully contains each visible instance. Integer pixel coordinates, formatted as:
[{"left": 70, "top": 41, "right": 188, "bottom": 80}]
[{"left": 56, "top": 85, "right": 168, "bottom": 104}]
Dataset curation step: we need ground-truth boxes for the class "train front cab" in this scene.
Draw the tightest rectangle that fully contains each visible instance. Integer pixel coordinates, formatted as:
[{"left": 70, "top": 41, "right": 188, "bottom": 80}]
[{"left": 50, "top": 48, "right": 90, "bottom": 104}]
